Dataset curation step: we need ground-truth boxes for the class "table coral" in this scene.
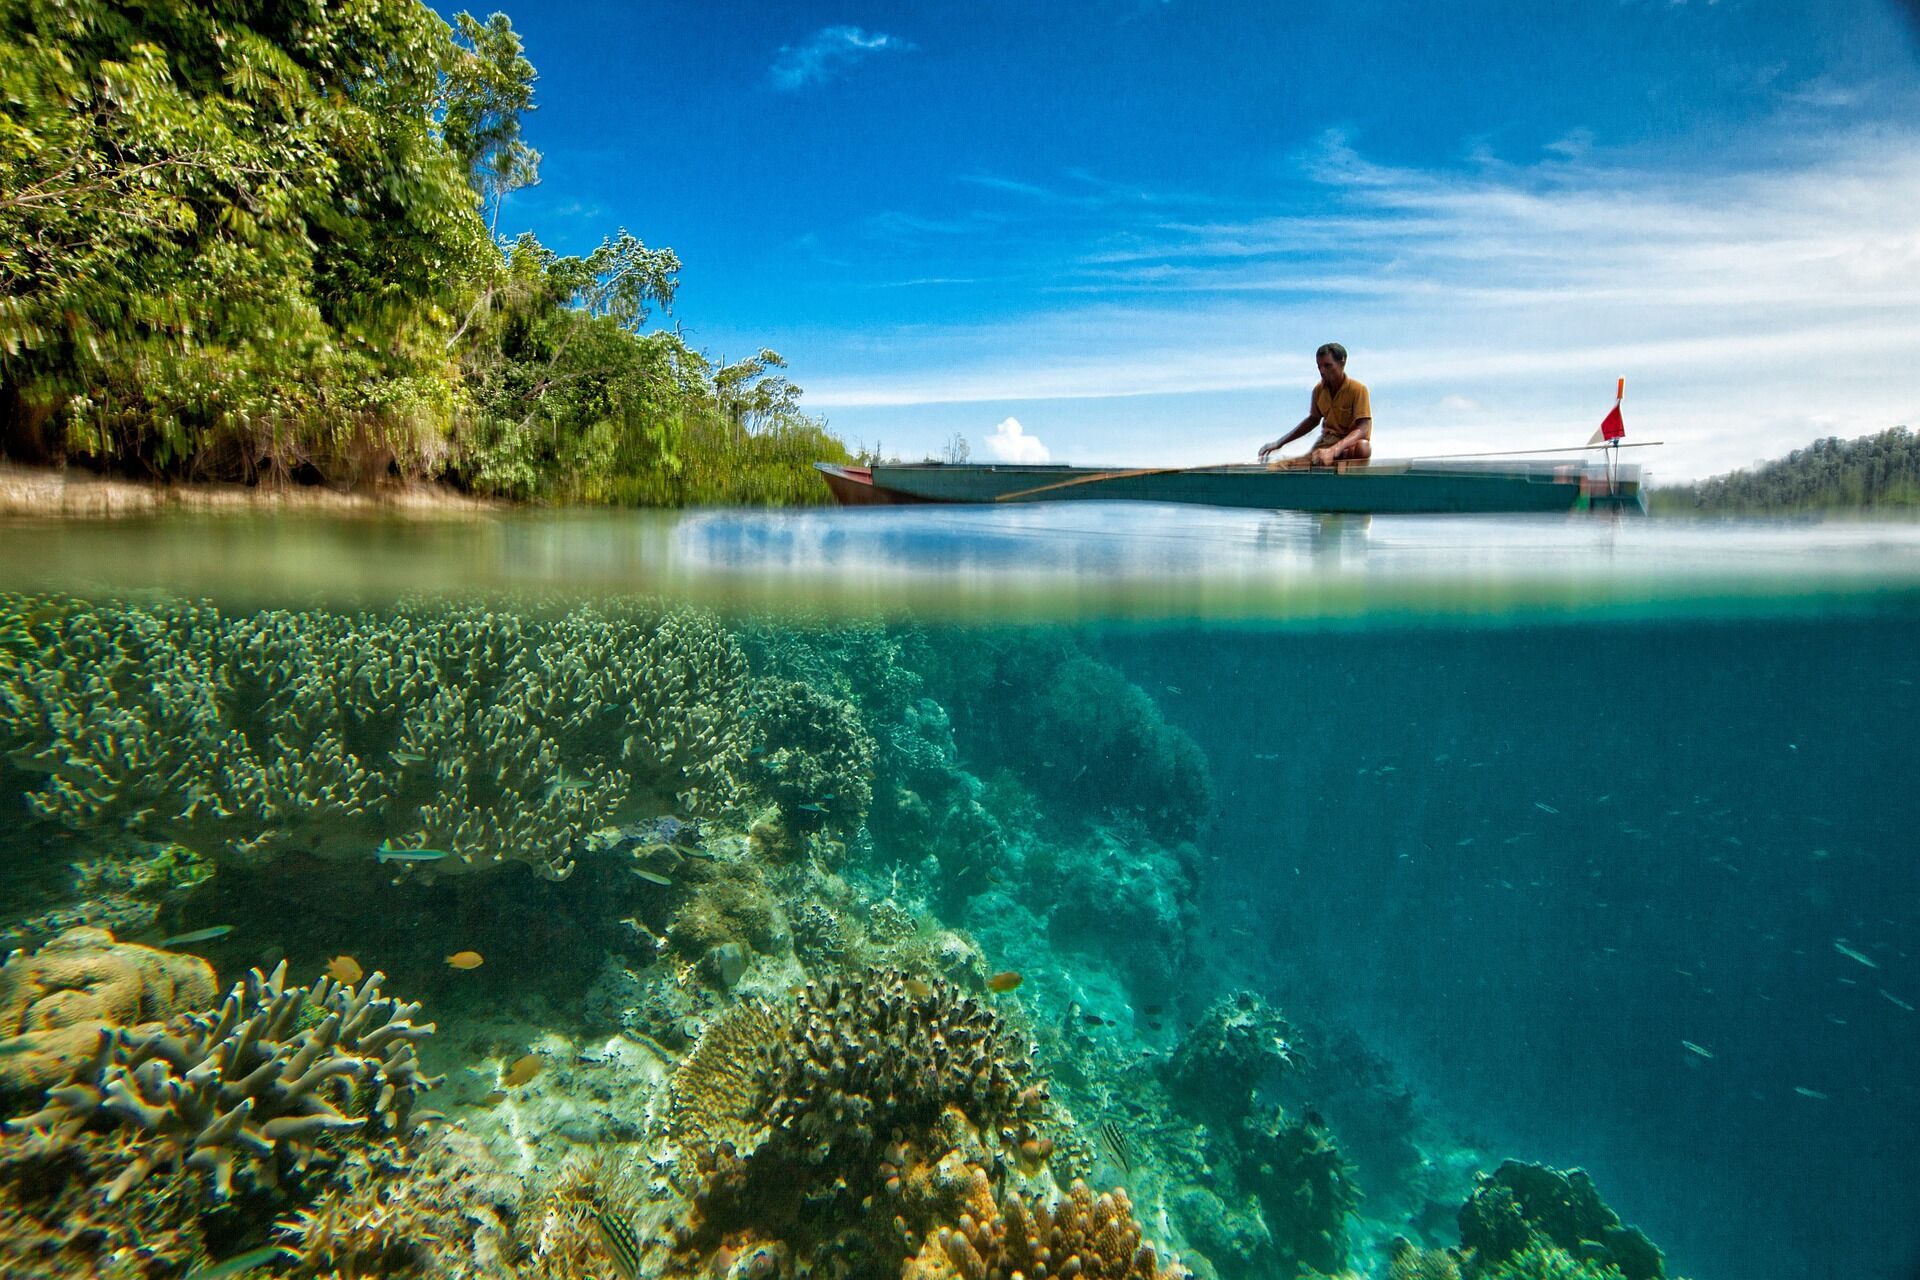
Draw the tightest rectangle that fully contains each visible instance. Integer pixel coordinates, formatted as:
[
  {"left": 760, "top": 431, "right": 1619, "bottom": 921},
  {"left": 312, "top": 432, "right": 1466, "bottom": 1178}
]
[
  {"left": 0, "top": 926, "right": 216, "bottom": 1106},
  {"left": 6, "top": 960, "right": 442, "bottom": 1202},
  {"left": 0, "top": 596, "right": 758, "bottom": 880}
]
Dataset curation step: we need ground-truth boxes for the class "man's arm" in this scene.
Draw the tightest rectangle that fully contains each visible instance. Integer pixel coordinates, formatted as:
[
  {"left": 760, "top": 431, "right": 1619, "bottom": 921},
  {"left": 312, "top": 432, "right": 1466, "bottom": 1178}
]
[{"left": 1258, "top": 401, "right": 1323, "bottom": 461}]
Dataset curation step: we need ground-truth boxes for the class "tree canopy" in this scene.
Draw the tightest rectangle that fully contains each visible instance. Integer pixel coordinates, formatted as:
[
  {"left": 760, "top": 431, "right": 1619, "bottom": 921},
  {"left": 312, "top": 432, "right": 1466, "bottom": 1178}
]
[
  {"left": 0, "top": 0, "right": 846, "bottom": 503},
  {"left": 1657, "top": 427, "right": 1920, "bottom": 514}
]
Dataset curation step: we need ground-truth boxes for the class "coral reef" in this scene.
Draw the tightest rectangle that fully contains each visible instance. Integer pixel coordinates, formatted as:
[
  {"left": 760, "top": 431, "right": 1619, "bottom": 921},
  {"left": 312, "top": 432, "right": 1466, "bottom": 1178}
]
[
  {"left": 0, "top": 1123, "right": 212, "bottom": 1279},
  {"left": 0, "top": 926, "right": 216, "bottom": 1106},
  {"left": 910, "top": 629, "right": 1215, "bottom": 843},
  {"left": 905, "top": 1169, "right": 1183, "bottom": 1280},
  {"left": 657, "top": 969, "right": 1065, "bottom": 1278},
  {"left": 273, "top": 1125, "right": 521, "bottom": 1279},
  {"left": 6, "top": 960, "right": 441, "bottom": 1202},
  {"left": 1390, "top": 1237, "right": 1465, "bottom": 1280},
  {"left": 1232, "top": 1111, "right": 1361, "bottom": 1278},
  {"left": 750, "top": 676, "right": 876, "bottom": 834},
  {"left": 1164, "top": 991, "right": 1296, "bottom": 1127},
  {"left": 0, "top": 597, "right": 758, "bottom": 880},
  {"left": 1031, "top": 826, "right": 1196, "bottom": 1004},
  {"left": 1458, "top": 1162, "right": 1666, "bottom": 1280}
]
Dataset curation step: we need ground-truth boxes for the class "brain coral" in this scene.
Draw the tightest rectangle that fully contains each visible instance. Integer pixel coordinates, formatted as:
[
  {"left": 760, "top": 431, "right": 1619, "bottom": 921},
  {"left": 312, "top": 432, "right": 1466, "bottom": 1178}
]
[
  {"left": 0, "top": 927, "right": 216, "bottom": 1105},
  {"left": 0, "top": 596, "right": 755, "bottom": 879},
  {"left": 7, "top": 960, "right": 441, "bottom": 1202}
]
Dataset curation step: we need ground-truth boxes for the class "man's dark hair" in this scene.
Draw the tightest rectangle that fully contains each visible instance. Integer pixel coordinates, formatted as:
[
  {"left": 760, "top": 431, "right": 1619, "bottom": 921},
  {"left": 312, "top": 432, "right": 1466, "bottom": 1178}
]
[{"left": 1316, "top": 342, "right": 1347, "bottom": 364}]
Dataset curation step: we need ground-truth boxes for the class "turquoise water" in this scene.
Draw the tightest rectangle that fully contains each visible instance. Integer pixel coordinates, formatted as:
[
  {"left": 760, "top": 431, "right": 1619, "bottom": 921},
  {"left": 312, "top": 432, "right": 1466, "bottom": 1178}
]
[{"left": 0, "top": 506, "right": 1915, "bottom": 1280}]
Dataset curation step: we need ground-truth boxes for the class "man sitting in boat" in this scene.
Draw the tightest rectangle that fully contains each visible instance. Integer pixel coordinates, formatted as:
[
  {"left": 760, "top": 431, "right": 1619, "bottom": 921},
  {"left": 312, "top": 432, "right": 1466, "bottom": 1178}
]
[{"left": 1257, "top": 343, "right": 1372, "bottom": 467}]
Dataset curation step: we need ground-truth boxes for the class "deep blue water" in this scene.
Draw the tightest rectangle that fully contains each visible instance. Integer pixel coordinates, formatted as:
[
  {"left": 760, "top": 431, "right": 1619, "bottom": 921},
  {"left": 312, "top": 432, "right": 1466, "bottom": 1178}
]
[{"left": 1098, "top": 615, "right": 1920, "bottom": 1280}]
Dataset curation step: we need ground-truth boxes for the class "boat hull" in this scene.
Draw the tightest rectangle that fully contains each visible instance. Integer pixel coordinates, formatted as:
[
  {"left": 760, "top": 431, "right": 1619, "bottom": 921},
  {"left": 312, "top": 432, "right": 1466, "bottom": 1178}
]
[{"left": 815, "top": 460, "right": 1644, "bottom": 515}]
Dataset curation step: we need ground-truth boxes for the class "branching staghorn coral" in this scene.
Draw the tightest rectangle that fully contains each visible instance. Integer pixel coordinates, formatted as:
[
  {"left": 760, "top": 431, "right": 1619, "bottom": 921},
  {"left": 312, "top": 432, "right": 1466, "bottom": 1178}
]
[
  {"left": 7, "top": 960, "right": 441, "bottom": 1202},
  {"left": 906, "top": 1169, "right": 1183, "bottom": 1280},
  {"left": 0, "top": 596, "right": 756, "bottom": 879}
]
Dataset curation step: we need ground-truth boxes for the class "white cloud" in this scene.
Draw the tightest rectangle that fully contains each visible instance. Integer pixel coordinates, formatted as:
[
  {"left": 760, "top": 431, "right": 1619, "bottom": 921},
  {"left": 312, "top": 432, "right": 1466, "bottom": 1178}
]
[
  {"left": 801, "top": 129, "right": 1920, "bottom": 479},
  {"left": 1438, "top": 394, "right": 1482, "bottom": 412},
  {"left": 770, "top": 26, "right": 911, "bottom": 91},
  {"left": 985, "top": 417, "right": 1050, "bottom": 462}
]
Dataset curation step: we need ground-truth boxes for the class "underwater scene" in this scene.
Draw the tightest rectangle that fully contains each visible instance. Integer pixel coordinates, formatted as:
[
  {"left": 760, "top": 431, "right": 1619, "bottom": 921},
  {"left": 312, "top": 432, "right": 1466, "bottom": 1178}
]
[{"left": 0, "top": 509, "right": 1916, "bottom": 1280}]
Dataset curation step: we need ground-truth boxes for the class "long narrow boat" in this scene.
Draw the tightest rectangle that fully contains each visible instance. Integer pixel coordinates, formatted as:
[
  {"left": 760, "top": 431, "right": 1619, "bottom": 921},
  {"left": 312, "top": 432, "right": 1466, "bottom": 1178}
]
[{"left": 815, "top": 457, "right": 1645, "bottom": 515}]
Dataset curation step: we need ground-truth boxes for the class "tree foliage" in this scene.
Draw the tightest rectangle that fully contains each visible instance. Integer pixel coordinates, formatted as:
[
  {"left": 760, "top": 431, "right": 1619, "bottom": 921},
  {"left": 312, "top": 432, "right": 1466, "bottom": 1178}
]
[
  {"left": 0, "top": 0, "right": 845, "bottom": 503},
  {"left": 1657, "top": 427, "right": 1920, "bottom": 514}
]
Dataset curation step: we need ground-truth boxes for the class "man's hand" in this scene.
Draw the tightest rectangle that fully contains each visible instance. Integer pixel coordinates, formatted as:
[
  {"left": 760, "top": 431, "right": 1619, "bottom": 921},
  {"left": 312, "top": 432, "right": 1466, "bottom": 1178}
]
[
  {"left": 1310, "top": 446, "right": 1337, "bottom": 467},
  {"left": 1258, "top": 440, "right": 1282, "bottom": 462}
]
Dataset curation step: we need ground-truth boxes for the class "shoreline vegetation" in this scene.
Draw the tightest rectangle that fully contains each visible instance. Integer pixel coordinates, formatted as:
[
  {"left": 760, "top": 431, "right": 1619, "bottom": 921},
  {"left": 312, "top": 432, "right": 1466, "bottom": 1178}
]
[
  {"left": 0, "top": 0, "right": 851, "bottom": 507},
  {"left": 1649, "top": 426, "right": 1920, "bottom": 516},
  {"left": 3, "top": 428, "right": 1916, "bottom": 520}
]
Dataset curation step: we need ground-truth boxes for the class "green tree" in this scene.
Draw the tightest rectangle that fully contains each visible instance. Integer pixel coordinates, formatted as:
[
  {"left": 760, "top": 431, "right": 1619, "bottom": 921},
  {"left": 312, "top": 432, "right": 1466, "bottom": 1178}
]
[{"left": 439, "top": 10, "right": 540, "bottom": 234}]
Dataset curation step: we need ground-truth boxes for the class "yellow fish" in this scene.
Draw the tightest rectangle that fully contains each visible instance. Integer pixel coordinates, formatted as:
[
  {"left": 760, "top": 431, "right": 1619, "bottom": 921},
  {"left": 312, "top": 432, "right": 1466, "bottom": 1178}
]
[
  {"left": 986, "top": 971, "right": 1023, "bottom": 994},
  {"left": 324, "top": 955, "right": 363, "bottom": 984},
  {"left": 446, "top": 950, "right": 484, "bottom": 970},
  {"left": 503, "top": 1054, "right": 541, "bottom": 1087}
]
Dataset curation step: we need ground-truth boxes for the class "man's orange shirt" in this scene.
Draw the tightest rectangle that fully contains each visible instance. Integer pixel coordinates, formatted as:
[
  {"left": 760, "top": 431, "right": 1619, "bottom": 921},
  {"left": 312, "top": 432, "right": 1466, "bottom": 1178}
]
[{"left": 1313, "top": 378, "right": 1372, "bottom": 444}]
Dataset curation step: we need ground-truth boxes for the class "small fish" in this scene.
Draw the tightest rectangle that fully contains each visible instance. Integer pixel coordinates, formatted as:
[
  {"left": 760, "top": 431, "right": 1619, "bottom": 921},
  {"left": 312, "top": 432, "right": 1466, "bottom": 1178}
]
[
  {"left": 1082, "top": 1013, "right": 1109, "bottom": 1027},
  {"left": 1143, "top": 1004, "right": 1164, "bottom": 1016},
  {"left": 1682, "top": 1040, "right": 1714, "bottom": 1059},
  {"left": 389, "top": 750, "right": 426, "bottom": 765},
  {"left": 161, "top": 925, "right": 234, "bottom": 947},
  {"left": 376, "top": 840, "right": 450, "bottom": 863},
  {"left": 1534, "top": 801, "right": 1559, "bottom": 815},
  {"left": 594, "top": 1205, "right": 644, "bottom": 1280},
  {"left": 1794, "top": 1087, "right": 1828, "bottom": 1101},
  {"left": 477, "top": 1090, "right": 508, "bottom": 1106},
  {"left": 182, "top": 1246, "right": 284, "bottom": 1280},
  {"left": 986, "top": 971, "right": 1023, "bottom": 993},
  {"left": 502, "top": 1054, "right": 540, "bottom": 1087},
  {"left": 1096, "top": 1119, "right": 1135, "bottom": 1174},
  {"left": 1833, "top": 940, "right": 1879, "bottom": 969},
  {"left": 545, "top": 775, "right": 591, "bottom": 797},
  {"left": 632, "top": 868, "right": 673, "bottom": 886},
  {"left": 904, "top": 977, "right": 933, "bottom": 998},
  {"left": 325, "top": 955, "right": 363, "bottom": 984},
  {"left": 795, "top": 802, "right": 828, "bottom": 814},
  {"left": 1879, "top": 989, "right": 1915, "bottom": 1012},
  {"left": 446, "top": 950, "right": 485, "bottom": 970},
  {"left": 1163, "top": 684, "right": 1182, "bottom": 694}
]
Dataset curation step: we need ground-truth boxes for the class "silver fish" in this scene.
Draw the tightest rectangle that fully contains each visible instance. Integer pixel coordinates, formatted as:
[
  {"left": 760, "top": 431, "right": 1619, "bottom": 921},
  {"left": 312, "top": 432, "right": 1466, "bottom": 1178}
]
[
  {"left": 161, "top": 925, "right": 234, "bottom": 946},
  {"left": 1833, "top": 940, "right": 1878, "bottom": 969},
  {"left": 376, "top": 840, "right": 450, "bottom": 863},
  {"left": 181, "top": 1245, "right": 282, "bottom": 1280}
]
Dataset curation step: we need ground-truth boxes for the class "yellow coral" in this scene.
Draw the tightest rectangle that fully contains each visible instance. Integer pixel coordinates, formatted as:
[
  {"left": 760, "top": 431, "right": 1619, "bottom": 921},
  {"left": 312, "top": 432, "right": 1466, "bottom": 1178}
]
[
  {"left": 662, "top": 1001, "right": 784, "bottom": 1157},
  {"left": 905, "top": 1179, "right": 1182, "bottom": 1280}
]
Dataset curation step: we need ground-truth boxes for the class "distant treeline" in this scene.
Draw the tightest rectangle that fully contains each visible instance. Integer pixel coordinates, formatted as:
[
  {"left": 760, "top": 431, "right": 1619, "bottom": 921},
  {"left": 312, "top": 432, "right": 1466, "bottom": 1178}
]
[
  {"left": 1656, "top": 427, "right": 1920, "bottom": 514},
  {"left": 0, "top": 0, "right": 847, "bottom": 504}
]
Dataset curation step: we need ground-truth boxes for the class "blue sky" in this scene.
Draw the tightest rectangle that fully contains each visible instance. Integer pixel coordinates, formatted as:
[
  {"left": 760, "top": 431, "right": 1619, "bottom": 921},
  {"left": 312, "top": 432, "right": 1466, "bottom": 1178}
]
[{"left": 464, "top": 0, "right": 1920, "bottom": 479}]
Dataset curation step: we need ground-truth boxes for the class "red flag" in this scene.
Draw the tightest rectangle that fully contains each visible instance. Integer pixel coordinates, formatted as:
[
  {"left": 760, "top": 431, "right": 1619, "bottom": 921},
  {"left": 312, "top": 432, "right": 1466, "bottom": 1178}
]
[{"left": 1589, "top": 377, "right": 1626, "bottom": 445}]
